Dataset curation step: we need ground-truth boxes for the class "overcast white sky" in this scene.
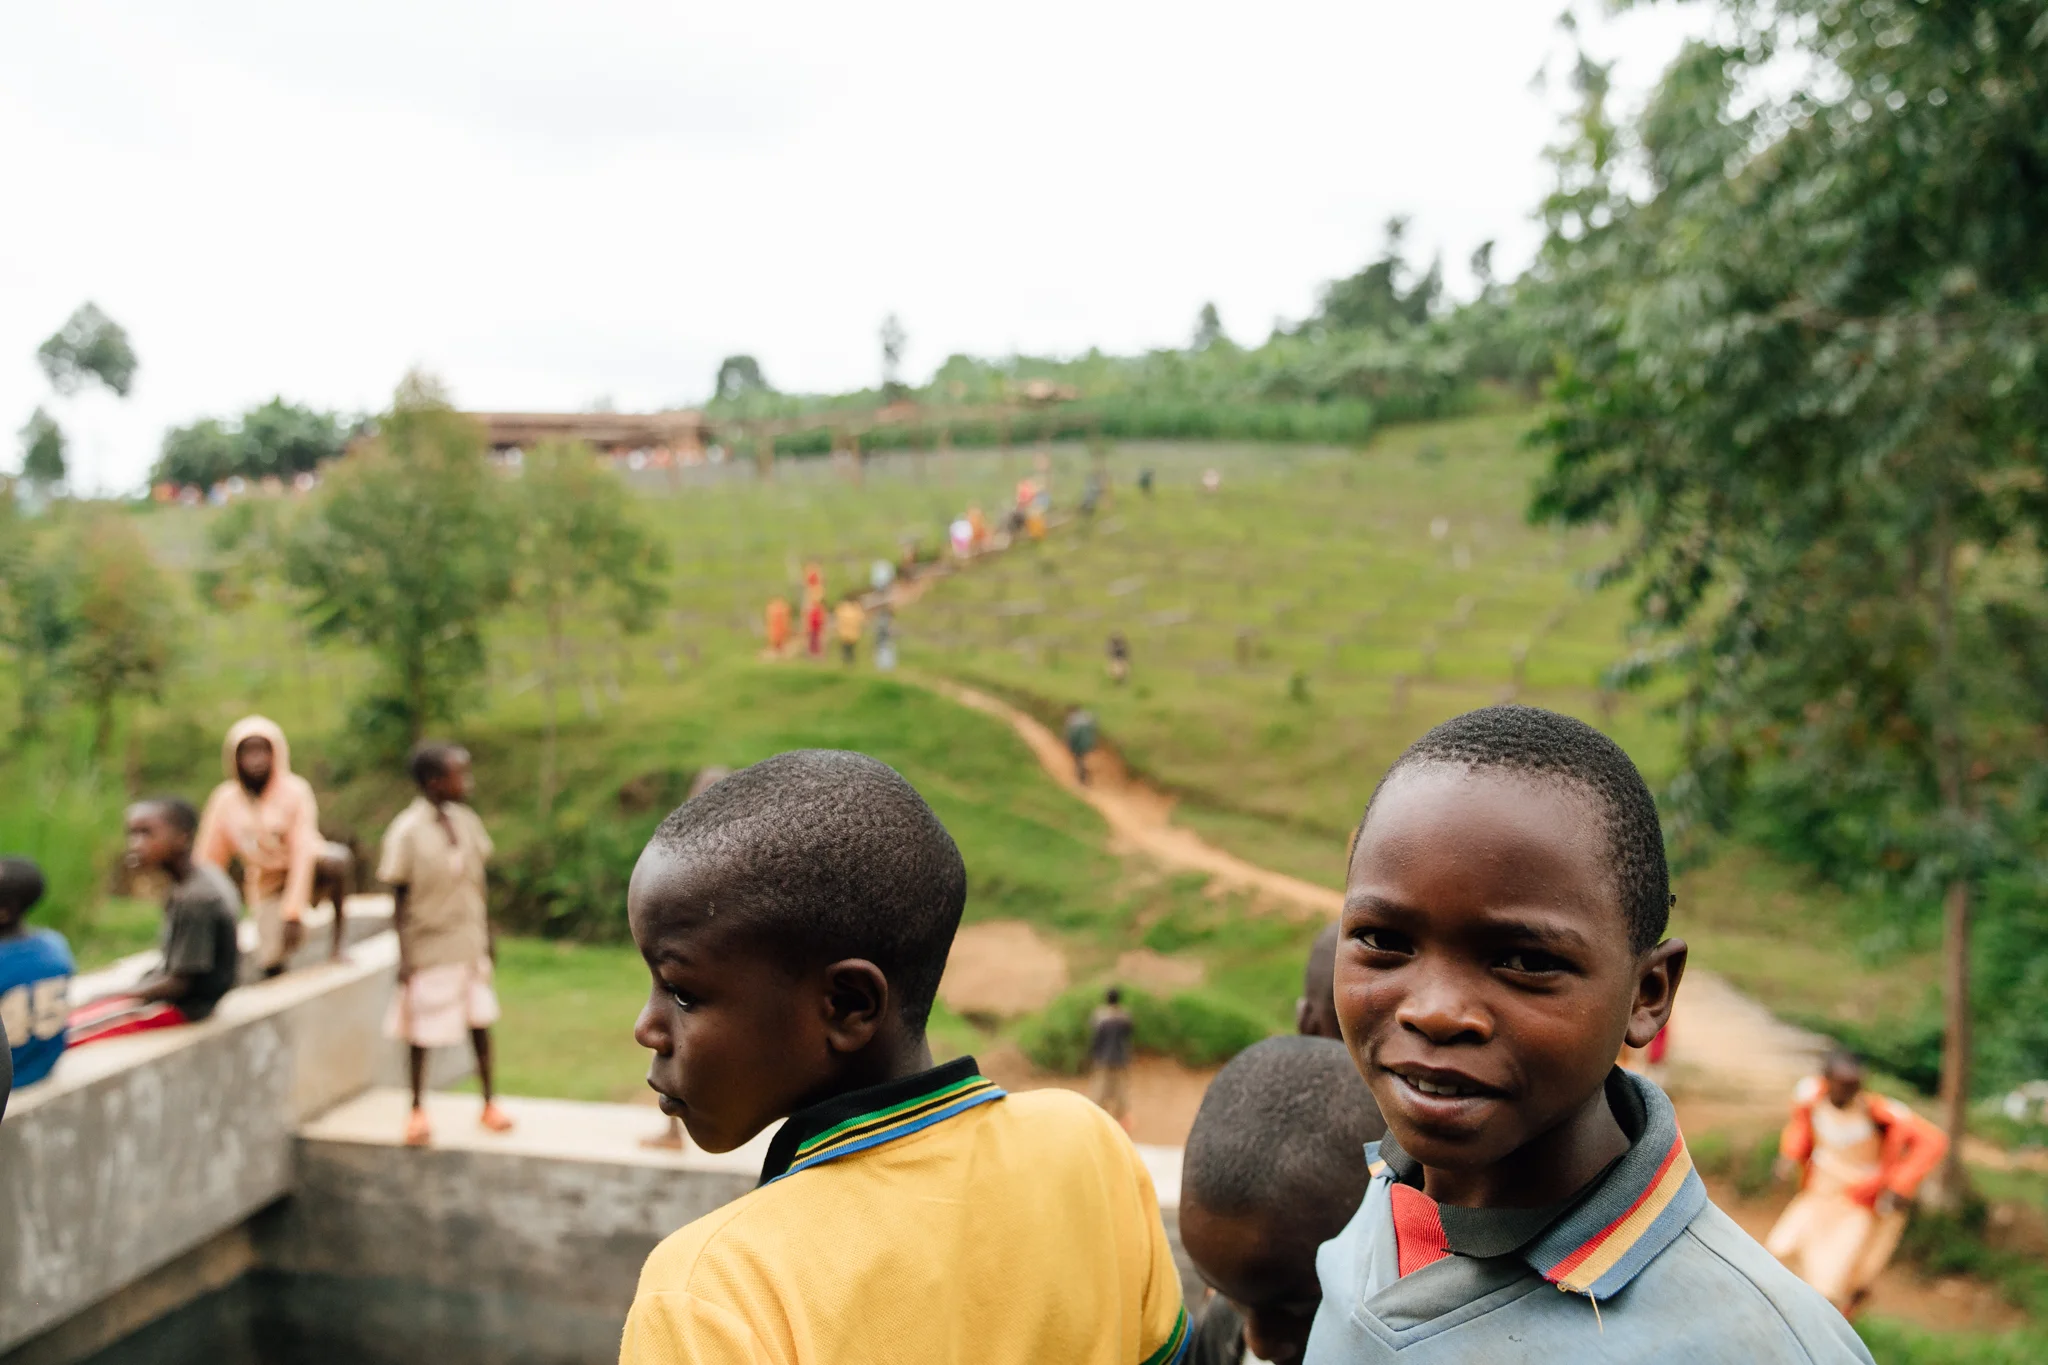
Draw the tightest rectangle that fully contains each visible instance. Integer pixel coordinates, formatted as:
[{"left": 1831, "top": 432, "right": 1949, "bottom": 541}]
[{"left": 2, "top": 1, "right": 1707, "bottom": 493}]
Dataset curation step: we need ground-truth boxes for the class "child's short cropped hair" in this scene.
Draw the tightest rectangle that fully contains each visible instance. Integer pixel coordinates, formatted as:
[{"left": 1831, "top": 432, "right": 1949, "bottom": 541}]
[
  {"left": 1185, "top": 1035, "right": 1384, "bottom": 1224},
  {"left": 649, "top": 749, "right": 966, "bottom": 1032},
  {"left": 0, "top": 858, "right": 45, "bottom": 913},
  {"left": 140, "top": 797, "right": 200, "bottom": 838},
  {"left": 409, "top": 742, "right": 467, "bottom": 789},
  {"left": 1358, "top": 704, "right": 1670, "bottom": 951}
]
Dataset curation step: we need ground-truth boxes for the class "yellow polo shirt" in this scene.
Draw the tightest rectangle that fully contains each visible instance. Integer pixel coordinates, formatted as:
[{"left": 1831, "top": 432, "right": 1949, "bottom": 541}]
[{"left": 620, "top": 1058, "right": 1190, "bottom": 1365}]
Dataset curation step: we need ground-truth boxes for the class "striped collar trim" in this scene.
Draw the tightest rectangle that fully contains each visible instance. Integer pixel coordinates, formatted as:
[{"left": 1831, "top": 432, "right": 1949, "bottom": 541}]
[
  {"left": 1370, "top": 1069, "right": 1706, "bottom": 1302},
  {"left": 759, "top": 1056, "right": 1005, "bottom": 1185},
  {"left": 1142, "top": 1306, "right": 1191, "bottom": 1365},
  {"left": 1523, "top": 1069, "right": 1706, "bottom": 1300}
]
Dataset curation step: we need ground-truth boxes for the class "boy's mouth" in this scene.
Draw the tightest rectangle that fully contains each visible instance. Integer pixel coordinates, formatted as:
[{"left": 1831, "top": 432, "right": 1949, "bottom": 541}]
[
  {"left": 1381, "top": 1063, "right": 1508, "bottom": 1122},
  {"left": 647, "top": 1078, "right": 686, "bottom": 1117}
]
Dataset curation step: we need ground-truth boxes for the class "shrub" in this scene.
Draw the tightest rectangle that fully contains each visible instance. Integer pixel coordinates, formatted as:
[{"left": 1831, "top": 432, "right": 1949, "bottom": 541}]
[
  {"left": 491, "top": 812, "right": 654, "bottom": 941},
  {"left": 1015, "top": 984, "right": 1273, "bottom": 1074}
]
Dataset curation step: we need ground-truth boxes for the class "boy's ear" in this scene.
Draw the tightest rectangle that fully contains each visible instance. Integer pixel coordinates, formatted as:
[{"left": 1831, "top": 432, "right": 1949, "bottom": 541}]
[
  {"left": 819, "top": 959, "right": 891, "bottom": 1054},
  {"left": 1626, "top": 939, "right": 1688, "bottom": 1049}
]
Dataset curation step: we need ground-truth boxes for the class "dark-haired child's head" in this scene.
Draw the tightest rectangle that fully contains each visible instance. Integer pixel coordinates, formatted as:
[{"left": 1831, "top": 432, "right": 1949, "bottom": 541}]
[
  {"left": 628, "top": 749, "right": 967, "bottom": 1153},
  {"left": 0, "top": 857, "right": 46, "bottom": 937},
  {"left": 1339, "top": 705, "right": 1686, "bottom": 1202},
  {"left": 1182, "top": 1036, "right": 1386, "bottom": 1365},
  {"left": 125, "top": 798, "right": 199, "bottom": 876},
  {"left": 1295, "top": 921, "right": 1341, "bottom": 1040},
  {"left": 409, "top": 743, "right": 472, "bottom": 804},
  {"left": 1823, "top": 1047, "right": 1864, "bottom": 1108}
]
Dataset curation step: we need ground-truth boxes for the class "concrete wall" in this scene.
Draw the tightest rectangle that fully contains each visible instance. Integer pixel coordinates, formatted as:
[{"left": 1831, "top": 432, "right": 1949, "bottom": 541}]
[
  {"left": 262, "top": 1088, "right": 1199, "bottom": 1345},
  {"left": 0, "top": 927, "right": 435, "bottom": 1355}
]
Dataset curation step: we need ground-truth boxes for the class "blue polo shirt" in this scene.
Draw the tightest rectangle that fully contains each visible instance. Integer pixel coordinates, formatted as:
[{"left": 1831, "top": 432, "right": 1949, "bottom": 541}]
[
  {"left": 0, "top": 928, "right": 75, "bottom": 1089},
  {"left": 1305, "top": 1069, "right": 1872, "bottom": 1363}
]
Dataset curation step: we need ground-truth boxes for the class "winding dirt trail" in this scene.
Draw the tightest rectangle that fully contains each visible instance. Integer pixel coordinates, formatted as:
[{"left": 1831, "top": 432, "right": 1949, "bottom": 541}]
[
  {"left": 922, "top": 676, "right": 1344, "bottom": 920},
  {"left": 916, "top": 673, "right": 1825, "bottom": 1115}
]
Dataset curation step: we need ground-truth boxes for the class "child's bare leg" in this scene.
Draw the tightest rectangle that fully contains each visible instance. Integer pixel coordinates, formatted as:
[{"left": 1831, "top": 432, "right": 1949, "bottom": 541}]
[
  {"left": 642, "top": 1116, "right": 686, "bottom": 1150},
  {"left": 475, "top": 1027, "right": 513, "bottom": 1132},
  {"left": 405, "top": 1046, "right": 431, "bottom": 1146},
  {"left": 330, "top": 890, "right": 349, "bottom": 961}
]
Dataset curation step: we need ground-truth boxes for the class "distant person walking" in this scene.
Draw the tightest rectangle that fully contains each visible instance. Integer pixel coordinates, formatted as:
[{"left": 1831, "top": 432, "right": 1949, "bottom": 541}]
[
  {"left": 765, "top": 597, "right": 791, "bottom": 656},
  {"left": 1767, "top": 1050, "right": 1946, "bottom": 1316},
  {"left": 196, "top": 716, "right": 321, "bottom": 977},
  {"left": 834, "top": 596, "right": 866, "bottom": 665},
  {"left": 1106, "top": 632, "right": 1130, "bottom": 685},
  {"left": 1063, "top": 706, "right": 1098, "bottom": 785},
  {"left": 1137, "top": 468, "right": 1154, "bottom": 497},
  {"left": 804, "top": 597, "right": 826, "bottom": 658},
  {"left": 1088, "top": 986, "right": 1134, "bottom": 1126},
  {"left": 379, "top": 743, "right": 512, "bottom": 1147},
  {"left": 873, "top": 607, "right": 898, "bottom": 671}
]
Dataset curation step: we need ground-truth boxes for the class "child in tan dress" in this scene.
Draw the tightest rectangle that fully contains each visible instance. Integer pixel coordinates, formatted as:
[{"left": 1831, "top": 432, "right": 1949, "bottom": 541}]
[{"left": 379, "top": 742, "right": 512, "bottom": 1146}]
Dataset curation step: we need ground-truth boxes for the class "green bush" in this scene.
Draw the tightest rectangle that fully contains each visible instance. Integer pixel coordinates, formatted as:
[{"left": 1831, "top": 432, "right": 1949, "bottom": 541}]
[
  {"left": 1015, "top": 984, "right": 1273, "bottom": 1074},
  {"left": 491, "top": 811, "right": 656, "bottom": 941}
]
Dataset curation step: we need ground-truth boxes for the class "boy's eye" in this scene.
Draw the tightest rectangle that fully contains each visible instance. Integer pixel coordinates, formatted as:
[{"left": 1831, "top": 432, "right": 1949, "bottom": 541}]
[
  {"left": 667, "top": 987, "right": 697, "bottom": 1011},
  {"left": 1353, "top": 927, "right": 1413, "bottom": 955},
  {"left": 1496, "top": 950, "right": 1570, "bottom": 975}
]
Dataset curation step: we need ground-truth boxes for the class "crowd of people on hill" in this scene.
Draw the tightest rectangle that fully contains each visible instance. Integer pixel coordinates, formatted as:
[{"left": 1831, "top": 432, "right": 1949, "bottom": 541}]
[{"left": 0, "top": 715, "right": 511, "bottom": 1145}]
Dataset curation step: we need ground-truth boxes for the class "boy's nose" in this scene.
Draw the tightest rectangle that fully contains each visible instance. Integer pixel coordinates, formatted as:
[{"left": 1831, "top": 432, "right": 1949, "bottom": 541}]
[
  {"left": 1393, "top": 973, "right": 1491, "bottom": 1045},
  {"left": 633, "top": 1001, "right": 670, "bottom": 1053}
]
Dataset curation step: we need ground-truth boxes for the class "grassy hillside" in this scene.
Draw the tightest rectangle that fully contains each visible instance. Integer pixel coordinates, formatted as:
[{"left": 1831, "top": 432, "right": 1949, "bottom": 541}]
[{"left": 2, "top": 412, "right": 1937, "bottom": 1088}]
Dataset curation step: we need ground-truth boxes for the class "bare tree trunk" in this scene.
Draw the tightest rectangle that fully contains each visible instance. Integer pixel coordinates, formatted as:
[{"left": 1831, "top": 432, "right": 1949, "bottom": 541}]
[
  {"left": 539, "top": 604, "right": 562, "bottom": 822},
  {"left": 1927, "top": 496, "right": 1972, "bottom": 1205}
]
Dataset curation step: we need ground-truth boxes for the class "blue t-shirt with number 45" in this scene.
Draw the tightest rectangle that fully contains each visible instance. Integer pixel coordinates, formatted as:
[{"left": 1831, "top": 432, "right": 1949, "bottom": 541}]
[{"left": 0, "top": 929, "right": 74, "bottom": 1088}]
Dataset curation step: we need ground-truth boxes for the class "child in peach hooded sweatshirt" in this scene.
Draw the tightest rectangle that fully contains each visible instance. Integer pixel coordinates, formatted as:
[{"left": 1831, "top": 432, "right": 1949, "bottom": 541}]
[{"left": 195, "top": 716, "right": 321, "bottom": 976}]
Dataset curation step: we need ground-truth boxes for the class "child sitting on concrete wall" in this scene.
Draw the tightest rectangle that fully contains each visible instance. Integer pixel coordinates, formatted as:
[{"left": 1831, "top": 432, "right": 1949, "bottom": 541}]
[
  {"left": 69, "top": 800, "right": 241, "bottom": 1045},
  {"left": 0, "top": 857, "right": 72, "bottom": 1088}
]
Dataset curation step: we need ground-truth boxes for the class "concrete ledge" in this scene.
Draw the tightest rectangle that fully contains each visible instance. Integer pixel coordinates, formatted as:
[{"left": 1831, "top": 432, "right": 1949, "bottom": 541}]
[
  {"left": 268, "top": 1088, "right": 1199, "bottom": 1332},
  {"left": 1, "top": 930, "right": 424, "bottom": 1354}
]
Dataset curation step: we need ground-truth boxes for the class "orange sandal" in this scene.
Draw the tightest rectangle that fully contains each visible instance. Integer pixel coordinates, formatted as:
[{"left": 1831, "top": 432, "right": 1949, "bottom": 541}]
[
  {"left": 403, "top": 1107, "right": 432, "bottom": 1147},
  {"left": 479, "top": 1101, "right": 514, "bottom": 1133}
]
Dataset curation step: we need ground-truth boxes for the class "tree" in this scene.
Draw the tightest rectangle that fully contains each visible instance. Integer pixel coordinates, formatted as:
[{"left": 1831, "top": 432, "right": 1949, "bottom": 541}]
[
  {"left": 37, "top": 303, "right": 137, "bottom": 398},
  {"left": 1192, "top": 302, "right": 1226, "bottom": 351},
  {"left": 0, "top": 486, "right": 74, "bottom": 740},
  {"left": 1314, "top": 217, "right": 1443, "bottom": 334},
  {"left": 155, "top": 418, "right": 239, "bottom": 489},
  {"left": 712, "top": 355, "right": 770, "bottom": 403},
  {"left": 509, "top": 441, "right": 670, "bottom": 818},
  {"left": 282, "top": 374, "right": 512, "bottom": 750},
  {"left": 63, "top": 511, "right": 181, "bottom": 756},
  {"left": 1528, "top": 1, "right": 2048, "bottom": 1198},
  {"left": 18, "top": 409, "right": 65, "bottom": 487},
  {"left": 155, "top": 400, "right": 347, "bottom": 488},
  {"left": 236, "top": 398, "right": 346, "bottom": 478},
  {"left": 879, "top": 314, "right": 909, "bottom": 401}
]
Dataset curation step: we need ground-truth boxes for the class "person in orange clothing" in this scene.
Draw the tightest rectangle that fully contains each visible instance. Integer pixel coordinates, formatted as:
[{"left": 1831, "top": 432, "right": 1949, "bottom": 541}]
[
  {"left": 765, "top": 597, "right": 791, "bottom": 656},
  {"left": 1766, "top": 1049, "right": 1948, "bottom": 1316}
]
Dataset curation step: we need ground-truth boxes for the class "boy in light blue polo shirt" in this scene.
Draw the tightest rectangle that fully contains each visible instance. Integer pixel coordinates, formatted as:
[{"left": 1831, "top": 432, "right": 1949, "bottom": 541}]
[
  {"left": 1309, "top": 707, "right": 1869, "bottom": 1363},
  {"left": 0, "top": 858, "right": 73, "bottom": 1090}
]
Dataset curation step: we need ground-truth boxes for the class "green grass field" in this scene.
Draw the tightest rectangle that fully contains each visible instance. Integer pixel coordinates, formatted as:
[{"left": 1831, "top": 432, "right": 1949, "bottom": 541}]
[{"left": 5, "top": 412, "right": 1936, "bottom": 1065}]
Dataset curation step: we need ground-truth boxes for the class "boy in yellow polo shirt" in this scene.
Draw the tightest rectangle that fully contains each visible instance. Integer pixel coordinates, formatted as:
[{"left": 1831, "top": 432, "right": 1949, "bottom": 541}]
[{"left": 620, "top": 749, "right": 1189, "bottom": 1365}]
